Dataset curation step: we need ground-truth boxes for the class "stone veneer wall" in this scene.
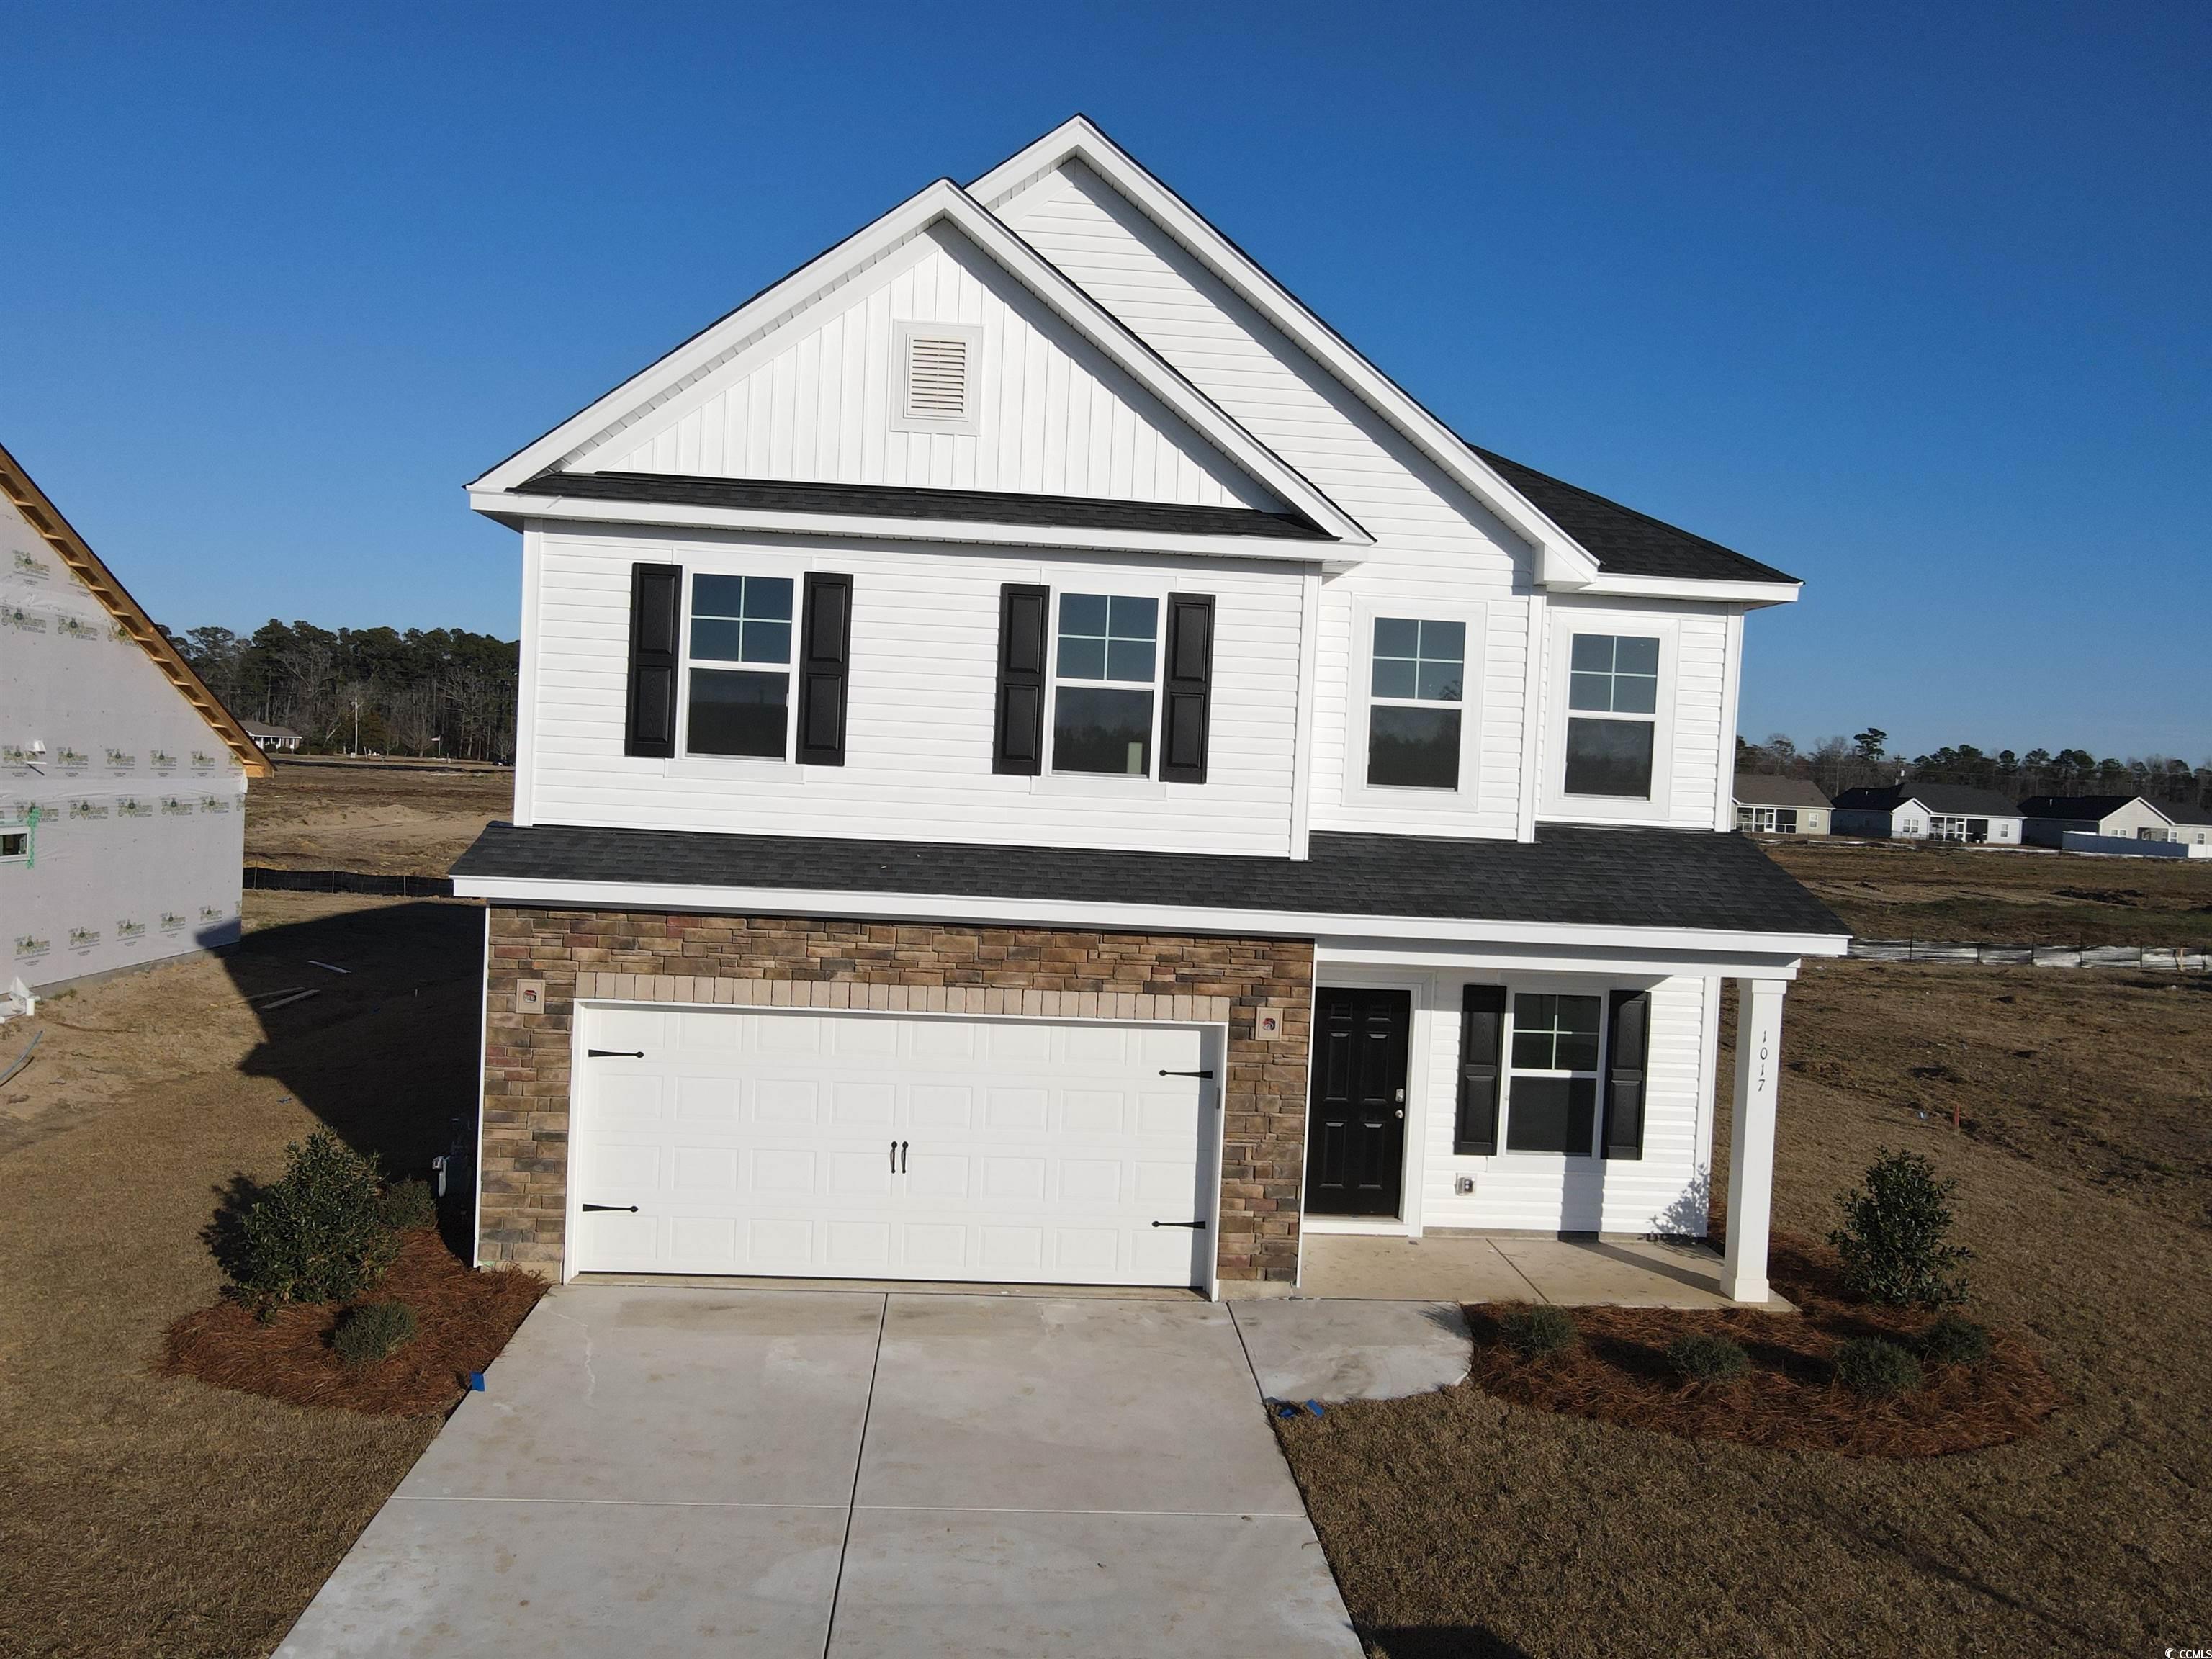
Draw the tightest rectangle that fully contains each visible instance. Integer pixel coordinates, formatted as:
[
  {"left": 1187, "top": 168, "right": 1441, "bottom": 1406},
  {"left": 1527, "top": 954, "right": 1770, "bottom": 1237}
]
[{"left": 481, "top": 908, "right": 1315, "bottom": 1285}]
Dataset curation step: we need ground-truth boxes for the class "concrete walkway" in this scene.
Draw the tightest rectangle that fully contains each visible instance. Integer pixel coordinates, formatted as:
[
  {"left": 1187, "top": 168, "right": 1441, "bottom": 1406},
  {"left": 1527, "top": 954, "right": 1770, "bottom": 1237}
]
[
  {"left": 1300, "top": 1231, "right": 1794, "bottom": 1310},
  {"left": 276, "top": 1286, "right": 1361, "bottom": 1658}
]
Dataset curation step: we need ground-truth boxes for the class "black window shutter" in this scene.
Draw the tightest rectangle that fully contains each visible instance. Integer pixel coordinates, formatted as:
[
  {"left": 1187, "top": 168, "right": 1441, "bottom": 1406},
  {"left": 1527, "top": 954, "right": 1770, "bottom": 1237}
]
[
  {"left": 993, "top": 583, "right": 1049, "bottom": 775},
  {"left": 1602, "top": 989, "right": 1651, "bottom": 1160},
  {"left": 1454, "top": 984, "right": 1507, "bottom": 1156},
  {"left": 796, "top": 572, "right": 853, "bottom": 766},
  {"left": 1159, "top": 593, "right": 1215, "bottom": 784},
  {"left": 624, "top": 563, "right": 683, "bottom": 758}
]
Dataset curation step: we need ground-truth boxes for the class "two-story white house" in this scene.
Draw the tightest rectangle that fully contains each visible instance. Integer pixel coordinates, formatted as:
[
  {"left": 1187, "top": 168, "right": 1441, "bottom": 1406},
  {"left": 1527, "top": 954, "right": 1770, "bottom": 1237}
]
[{"left": 451, "top": 118, "right": 1848, "bottom": 1306}]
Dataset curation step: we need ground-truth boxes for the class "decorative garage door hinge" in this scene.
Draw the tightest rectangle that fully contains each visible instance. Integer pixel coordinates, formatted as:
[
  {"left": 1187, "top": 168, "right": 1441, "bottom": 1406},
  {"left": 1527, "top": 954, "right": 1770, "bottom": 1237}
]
[
  {"left": 1156, "top": 1068, "right": 1214, "bottom": 1079},
  {"left": 587, "top": 1048, "right": 645, "bottom": 1058},
  {"left": 1150, "top": 1219, "right": 1207, "bottom": 1230},
  {"left": 581, "top": 1202, "right": 639, "bottom": 1213}
]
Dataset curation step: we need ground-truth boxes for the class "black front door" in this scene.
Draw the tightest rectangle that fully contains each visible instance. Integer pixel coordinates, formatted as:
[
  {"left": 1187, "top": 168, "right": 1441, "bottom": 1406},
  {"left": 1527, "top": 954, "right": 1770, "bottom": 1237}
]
[{"left": 1303, "top": 987, "right": 1411, "bottom": 1216}]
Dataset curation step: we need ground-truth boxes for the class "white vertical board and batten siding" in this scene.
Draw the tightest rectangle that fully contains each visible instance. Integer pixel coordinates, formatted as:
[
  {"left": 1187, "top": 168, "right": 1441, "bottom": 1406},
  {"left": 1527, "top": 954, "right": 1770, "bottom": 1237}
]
[
  {"left": 524, "top": 524, "right": 1305, "bottom": 855},
  {"left": 582, "top": 226, "right": 1273, "bottom": 511},
  {"left": 1414, "top": 974, "right": 1713, "bottom": 1234},
  {"left": 997, "top": 162, "right": 1538, "bottom": 838}
]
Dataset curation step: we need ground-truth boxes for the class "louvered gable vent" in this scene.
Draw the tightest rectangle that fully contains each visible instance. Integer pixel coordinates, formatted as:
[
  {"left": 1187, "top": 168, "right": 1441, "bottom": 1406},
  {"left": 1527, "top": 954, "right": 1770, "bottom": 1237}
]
[{"left": 904, "top": 334, "right": 969, "bottom": 422}]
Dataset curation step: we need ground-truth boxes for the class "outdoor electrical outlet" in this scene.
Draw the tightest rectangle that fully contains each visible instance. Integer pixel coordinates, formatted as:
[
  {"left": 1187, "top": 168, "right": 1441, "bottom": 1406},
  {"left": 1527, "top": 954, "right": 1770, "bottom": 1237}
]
[{"left": 1455, "top": 1176, "right": 1475, "bottom": 1195}]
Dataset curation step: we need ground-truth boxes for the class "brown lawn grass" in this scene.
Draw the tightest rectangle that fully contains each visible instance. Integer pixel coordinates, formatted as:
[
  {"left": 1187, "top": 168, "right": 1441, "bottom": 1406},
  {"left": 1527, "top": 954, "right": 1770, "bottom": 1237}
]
[
  {"left": 1763, "top": 833, "right": 2212, "bottom": 947},
  {"left": 0, "top": 891, "right": 489, "bottom": 1658},
  {"left": 1275, "top": 954, "right": 2212, "bottom": 1658}
]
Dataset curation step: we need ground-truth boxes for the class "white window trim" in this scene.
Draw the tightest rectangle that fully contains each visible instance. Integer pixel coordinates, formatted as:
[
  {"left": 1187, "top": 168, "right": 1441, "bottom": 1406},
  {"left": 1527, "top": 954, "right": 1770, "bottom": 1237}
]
[
  {"left": 1341, "top": 598, "right": 1485, "bottom": 816},
  {"left": 1042, "top": 583, "right": 1169, "bottom": 787},
  {"left": 674, "top": 557, "right": 809, "bottom": 773},
  {"left": 1495, "top": 984, "right": 1611, "bottom": 1164},
  {"left": 1539, "top": 609, "right": 1679, "bottom": 824},
  {"left": 888, "top": 320, "right": 982, "bottom": 436}
]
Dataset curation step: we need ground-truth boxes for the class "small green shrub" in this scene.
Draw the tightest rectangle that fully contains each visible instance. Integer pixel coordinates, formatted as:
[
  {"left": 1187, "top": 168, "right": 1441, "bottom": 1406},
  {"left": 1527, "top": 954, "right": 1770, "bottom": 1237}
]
[
  {"left": 1666, "top": 1331, "right": 1750, "bottom": 1384},
  {"left": 1917, "top": 1313, "right": 1992, "bottom": 1368},
  {"left": 1830, "top": 1148, "right": 1972, "bottom": 1308},
  {"left": 233, "top": 1131, "right": 400, "bottom": 1305},
  {"left": 1501, "top": 1304, "right": 1578, "bottom": 1359},
  {"left": 333, "top": 1300, "right": 418, "bottom": 1369},
  {"left": 377, "top": 1178, "right": 439, "bottom": 1232},
  {"left": 1834, "top": 1336, "right": 1923, "bottom": 1399}
]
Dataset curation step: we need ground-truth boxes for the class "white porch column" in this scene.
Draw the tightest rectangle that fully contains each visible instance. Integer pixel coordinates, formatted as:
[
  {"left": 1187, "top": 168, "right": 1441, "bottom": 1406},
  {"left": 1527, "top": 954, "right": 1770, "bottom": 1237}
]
[{"left": 1722, "top": 976, "right": 1789, "bottom": 1305}]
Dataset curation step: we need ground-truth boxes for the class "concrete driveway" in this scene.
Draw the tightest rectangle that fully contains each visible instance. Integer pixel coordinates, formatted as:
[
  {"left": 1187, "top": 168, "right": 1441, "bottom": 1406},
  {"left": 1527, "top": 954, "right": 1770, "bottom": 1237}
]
[{"left": 276, "top": 1286, "right": 1360, "bottom": 1658}]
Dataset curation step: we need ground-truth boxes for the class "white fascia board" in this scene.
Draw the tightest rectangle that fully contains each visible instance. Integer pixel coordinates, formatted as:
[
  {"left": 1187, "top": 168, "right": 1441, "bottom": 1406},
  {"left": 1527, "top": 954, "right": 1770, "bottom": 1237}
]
[
  {"left": 472, "top": 488, "right": 1355, "bottom": 563},
  {"left": 451, "top": 872, "right": 1852, "bottom": 960},
  {"left": 1576, "top": 572, "right": 1801, "bottom": 608},
  {"left": 1316, "top": 938, "right": 1805, "bottom": 981},
  {"left": 970, "top": 118, "right": 1603, "bottom": 588},
  {"left": 469, "top": 179, "right": 1367, "bottom": 549}
]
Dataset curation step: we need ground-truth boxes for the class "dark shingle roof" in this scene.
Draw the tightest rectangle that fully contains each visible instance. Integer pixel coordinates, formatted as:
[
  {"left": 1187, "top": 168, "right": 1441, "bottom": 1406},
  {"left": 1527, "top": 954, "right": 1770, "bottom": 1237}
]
[
  {"left": 518, "top": 470, "right": 1329, "bottom": 541},
  {"left": 453, "top": 822, "right": 1846, "bottom": 939},
  {"left": 2017, "top": 794, "right": 2137, "bottom": 820},
  {"left": 1733, "top": 773, "right": 1832, "bottom": 810},
  {"left": 2020, "top": 793, "right": 2212, "bottom": 827},
  {"left": 1465, "top": 447, "right": 1797, "bottom": 584},
  {"left": 1834, "top": 783, "right": 2021, "bottom": 817}
]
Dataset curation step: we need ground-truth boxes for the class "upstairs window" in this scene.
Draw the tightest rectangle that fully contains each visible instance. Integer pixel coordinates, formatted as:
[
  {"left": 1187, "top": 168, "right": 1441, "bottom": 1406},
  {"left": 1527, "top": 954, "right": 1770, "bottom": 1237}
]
[
  {"left": 1052, "top": 594, "right": 1159, "bottom": 776},
  {"left": 1503, "top": 993, "right": 1603, "bottom": 1156},
  {"left": 1564, "top": 633, "right": 1659, "bottom": 798},
  {"left": 1367, "top": 618, "right": 1465, "bottom": 790},
  {"left": 686, "top": 574, "right": 793, "bottom": 759}
]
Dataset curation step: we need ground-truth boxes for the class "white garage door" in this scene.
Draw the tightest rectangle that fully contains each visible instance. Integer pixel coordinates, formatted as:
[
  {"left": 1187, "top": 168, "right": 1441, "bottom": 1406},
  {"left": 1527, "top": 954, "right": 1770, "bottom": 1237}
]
[{"left": 570, "top": 1003, "right": 1218, "bottom": 1287}]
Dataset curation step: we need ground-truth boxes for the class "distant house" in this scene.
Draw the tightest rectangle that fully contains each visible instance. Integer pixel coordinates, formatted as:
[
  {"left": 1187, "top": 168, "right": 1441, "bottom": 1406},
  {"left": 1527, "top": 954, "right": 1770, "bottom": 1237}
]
[
  {"left": 241, "top": 719, "right": 302, "bottom": 753},
  {"left": 2019, "top": 794, "right": 2212, "bottom": 849},
  {"left": 1830, "top": 783, "right": 2023, "bottom": 845},
  {"left": 1732, "top": 773, "right": 1830, "bottom": 835}
]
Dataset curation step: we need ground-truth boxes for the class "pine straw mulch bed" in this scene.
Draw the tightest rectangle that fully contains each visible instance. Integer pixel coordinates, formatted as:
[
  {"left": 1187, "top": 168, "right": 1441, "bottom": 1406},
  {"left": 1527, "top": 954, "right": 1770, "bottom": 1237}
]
[
  {"left": 162, "top": 1229, "right": 547, "bottom": 1416},
  {"left": 1464, "top": 1233, "right": 2062, "bottom": 1458}
]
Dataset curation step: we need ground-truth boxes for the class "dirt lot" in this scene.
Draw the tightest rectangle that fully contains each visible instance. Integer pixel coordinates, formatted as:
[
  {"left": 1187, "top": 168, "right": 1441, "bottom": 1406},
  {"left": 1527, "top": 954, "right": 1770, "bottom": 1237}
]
[
  {"left": 1278, "top": 955, "right": 2212, "bottom": 1658},
  {"left": 1764, "top": 833, "right": 2212, "bottom": 947},
  {"left": 243, "top": 757, "right": 511, "bottom": 874},
  {"left": 0, "top": 892, "right": 490, "bottom": 1658}
]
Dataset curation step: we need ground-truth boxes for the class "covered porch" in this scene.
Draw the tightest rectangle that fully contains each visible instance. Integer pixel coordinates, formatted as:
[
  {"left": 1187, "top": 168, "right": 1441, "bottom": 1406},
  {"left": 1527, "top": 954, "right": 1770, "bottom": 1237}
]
[{"left": 1297, "top": 1231, "right": 1793, "bottom": 1312}]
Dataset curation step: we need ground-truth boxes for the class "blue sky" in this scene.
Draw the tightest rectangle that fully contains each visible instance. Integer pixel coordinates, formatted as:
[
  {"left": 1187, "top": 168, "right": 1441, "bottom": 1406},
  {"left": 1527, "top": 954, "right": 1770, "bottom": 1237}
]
[{"left": 4, "top": 2, "right": 2205, "bottom": 760}]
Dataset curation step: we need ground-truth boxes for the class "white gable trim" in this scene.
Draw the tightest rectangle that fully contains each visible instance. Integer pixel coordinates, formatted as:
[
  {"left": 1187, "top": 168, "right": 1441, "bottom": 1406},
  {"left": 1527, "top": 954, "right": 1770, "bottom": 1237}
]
[
  {"left": 971, "top": 119, "right": 1606, "bottom": 589},
  {"left": 469, "top": 180, "right": 1370, "bottom": 547}
]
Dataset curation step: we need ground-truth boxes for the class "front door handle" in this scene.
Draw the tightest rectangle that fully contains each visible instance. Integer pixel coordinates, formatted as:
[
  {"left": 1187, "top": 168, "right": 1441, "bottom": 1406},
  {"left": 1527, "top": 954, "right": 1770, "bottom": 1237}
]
[
  {"left": 1395, "top": 1108, "right": 1405, "bottom": 1119},
  {"left": 581, "top": 1202, "right": 638, "bottom": 1213}
]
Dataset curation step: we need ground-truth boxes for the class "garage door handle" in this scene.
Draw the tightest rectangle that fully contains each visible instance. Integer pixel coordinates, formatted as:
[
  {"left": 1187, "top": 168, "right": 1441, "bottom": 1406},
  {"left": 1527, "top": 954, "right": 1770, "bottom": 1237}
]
[
  {"left": 1151, "top": 1219, "right": 1207, "bottom": 1230},
  {"left": 587, "top": 1049, "right": 644, "bottom": 1058},
  {"left": 1158, "top": 1069, "right": 1215, "bottom": 1079},
  {"left": 581, "top": 1203, "right": 638, "bottom": 1213}
]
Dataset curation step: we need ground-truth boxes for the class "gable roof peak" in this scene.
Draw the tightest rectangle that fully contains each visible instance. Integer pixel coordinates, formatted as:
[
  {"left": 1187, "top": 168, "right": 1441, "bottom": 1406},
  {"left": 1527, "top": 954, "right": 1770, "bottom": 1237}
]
[{"left": 470, "top": 172, "right": 1367, "bottom": 547}]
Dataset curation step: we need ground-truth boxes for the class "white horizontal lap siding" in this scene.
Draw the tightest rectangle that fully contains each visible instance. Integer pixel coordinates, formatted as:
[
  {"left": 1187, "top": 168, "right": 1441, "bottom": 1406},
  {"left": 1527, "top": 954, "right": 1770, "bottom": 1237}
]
[
  {"left": 527, "top": 529, "right": 1301, "bottom": 855},
  {"left": 1002, "top": 164, "right": 1535, "bottom": 835},
  {"left": 595, "top": 228, "right": 1270, "bottom": 511},
  {"left": 1418, "top": 976, "right": 1710, "bottom": 1235}
]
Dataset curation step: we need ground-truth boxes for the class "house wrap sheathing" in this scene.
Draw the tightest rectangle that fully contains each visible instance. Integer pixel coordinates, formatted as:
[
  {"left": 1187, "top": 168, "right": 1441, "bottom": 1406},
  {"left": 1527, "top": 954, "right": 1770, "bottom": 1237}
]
[{"left": 1, "top": 442, "right": 269, "bottom": 992}]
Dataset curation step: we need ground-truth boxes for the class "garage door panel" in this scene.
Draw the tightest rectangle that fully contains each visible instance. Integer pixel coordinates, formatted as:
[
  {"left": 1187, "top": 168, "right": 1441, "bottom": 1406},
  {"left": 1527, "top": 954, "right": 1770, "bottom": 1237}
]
[
  {"left": 827, "top": 1081, "right": 896, "bottom": 1128},
  {"left": 909, "top": 1085, "right": 974, "bottom": 1130},
  {"left": 574, "top": 1005, "right": 1215, "bottom": 1287}
]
